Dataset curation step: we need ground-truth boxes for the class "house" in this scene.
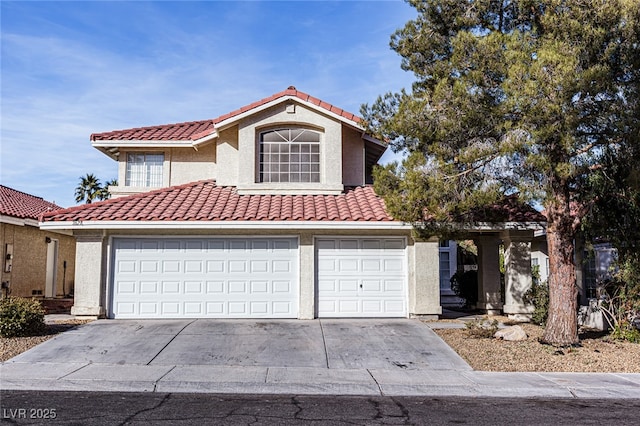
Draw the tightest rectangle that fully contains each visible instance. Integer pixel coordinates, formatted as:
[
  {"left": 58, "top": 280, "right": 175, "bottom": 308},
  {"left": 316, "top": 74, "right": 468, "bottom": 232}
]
[
  {"left": 0, "top": 186, "right": 75, "bottom": 299},
  {"left": 40, "top": 87, "right": 543, "bottom": 320}
]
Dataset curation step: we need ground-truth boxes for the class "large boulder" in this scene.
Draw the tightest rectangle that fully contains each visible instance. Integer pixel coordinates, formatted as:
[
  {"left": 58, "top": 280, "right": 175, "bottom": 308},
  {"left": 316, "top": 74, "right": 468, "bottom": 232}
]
[{"left": 494, "top": 325, "right": 528, "bottom": 341}]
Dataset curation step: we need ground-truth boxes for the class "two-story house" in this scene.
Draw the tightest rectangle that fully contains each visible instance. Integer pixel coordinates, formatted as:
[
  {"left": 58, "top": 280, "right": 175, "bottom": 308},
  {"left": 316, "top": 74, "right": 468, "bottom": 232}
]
[{"left": 40, "top": 87, "right": 443, "bottom": 319}]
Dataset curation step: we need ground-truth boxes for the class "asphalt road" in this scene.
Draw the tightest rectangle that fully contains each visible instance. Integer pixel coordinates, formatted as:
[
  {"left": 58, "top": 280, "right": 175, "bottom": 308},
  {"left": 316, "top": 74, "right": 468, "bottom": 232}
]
[{"left": 1, "top": 391, "right": 639, "bottom": 425}]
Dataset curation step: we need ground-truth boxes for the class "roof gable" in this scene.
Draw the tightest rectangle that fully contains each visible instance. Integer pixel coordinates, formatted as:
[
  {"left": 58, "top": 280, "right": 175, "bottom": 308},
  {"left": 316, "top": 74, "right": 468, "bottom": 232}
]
[
  {"left": 0, "top": 185, "right": 62, "bottom": 221},
  {"left": 90, "top": 87, "right": 363, "bottom": 143}
]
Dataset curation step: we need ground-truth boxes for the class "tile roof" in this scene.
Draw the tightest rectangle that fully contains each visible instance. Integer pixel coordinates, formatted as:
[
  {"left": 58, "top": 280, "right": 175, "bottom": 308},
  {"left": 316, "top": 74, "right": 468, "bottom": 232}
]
[
  {"left": 41, "top": 181, "right": 394, "bottom": 223},
  {"left": 90, "top": 87, "right": 362, "bottom": 142},
  {"left": 463, "top": 195, "right": 546, "bottom": 223},
  {"left": 0, "top": 185, "right": 63, "bottom": 220}
]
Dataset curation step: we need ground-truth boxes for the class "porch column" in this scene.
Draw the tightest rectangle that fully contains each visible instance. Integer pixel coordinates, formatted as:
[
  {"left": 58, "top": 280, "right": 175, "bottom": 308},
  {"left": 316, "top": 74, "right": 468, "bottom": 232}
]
[
  {"left": 474, "top": 235, "right": 502, "bottom": 315},
  {"left": 409, "top": 237, "right": 441, "bottom": 319},
  {"left": 70, "top": 231, "right": 107, "bottom": 318},
  {"left": 298, "top": 233, "right": 315, "bottom": 319},
  {"left": 502, "top": 230, "right": 534, "bottom": 319}
]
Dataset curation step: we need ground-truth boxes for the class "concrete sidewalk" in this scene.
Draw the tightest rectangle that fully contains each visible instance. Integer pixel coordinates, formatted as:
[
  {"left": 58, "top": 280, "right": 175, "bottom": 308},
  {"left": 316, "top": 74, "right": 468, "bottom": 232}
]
[{"left": 1, "top": 318, "right": 639, "bottom": 398}]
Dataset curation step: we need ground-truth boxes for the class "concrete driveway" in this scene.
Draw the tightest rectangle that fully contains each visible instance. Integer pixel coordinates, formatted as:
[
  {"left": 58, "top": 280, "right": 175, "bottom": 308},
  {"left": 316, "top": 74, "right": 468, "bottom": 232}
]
[
  {"left": 4, "top": 319, "right": 469, "bottom": 370},
  {"left": 3, "top": 319, "right": 639, "bottom": 397}
]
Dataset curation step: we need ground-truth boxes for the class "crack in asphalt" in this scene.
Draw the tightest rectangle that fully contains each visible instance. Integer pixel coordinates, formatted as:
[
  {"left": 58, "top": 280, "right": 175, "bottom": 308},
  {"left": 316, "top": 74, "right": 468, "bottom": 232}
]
[
  {"left": 117, "top": 392, "right": 171, "bottom": 426},
  {"left": 391, "top": 396, "right": 412, "bottom": 424}
]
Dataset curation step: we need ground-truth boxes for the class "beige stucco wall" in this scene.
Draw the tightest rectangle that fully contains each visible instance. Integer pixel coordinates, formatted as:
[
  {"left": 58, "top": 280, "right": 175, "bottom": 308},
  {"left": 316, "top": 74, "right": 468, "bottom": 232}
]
[
  {"left": 215, "top": 125, "right": 240, "bottom": 187},
  {"left": 408, "top": 237, "right": 442, "bottom": 318},
  {"left": 111, "top": 145, "right": 218, "bottom": 197},
  {"left": 341, "top": 126, "right": 365, "bottom": 186},
  {"left": 104, "top": 102, "right": 371, "bottom": 195},
  {"left": 0, "top": 222, "right": 75, "bottom": 298},
  {"left": 70, "top": 231, "right": 106, "bottom": 317},
  {"left": 168, "top": 144, "right": 217, "bottom": 185},
  {"left": 232, "top": 102, "right": 344, "bottom": 194}
]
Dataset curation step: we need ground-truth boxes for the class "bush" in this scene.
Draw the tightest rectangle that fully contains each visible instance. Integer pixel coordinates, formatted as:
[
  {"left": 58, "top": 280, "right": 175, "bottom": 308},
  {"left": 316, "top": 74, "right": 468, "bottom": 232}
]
[
  {"left": 524, "top": 279, "right": 549, "bottom": 326},
  {"left": 0, "top": 297, "right": 46, "bottom": 337},
  {"left": 450, "top": 270, "right": 478, "bottom": 308},
  {"left": 465, "top": 318, "right": 499, "bottom": 338},
  {"left": 610, "top": 322, "right": 640, "bottom": 343}
]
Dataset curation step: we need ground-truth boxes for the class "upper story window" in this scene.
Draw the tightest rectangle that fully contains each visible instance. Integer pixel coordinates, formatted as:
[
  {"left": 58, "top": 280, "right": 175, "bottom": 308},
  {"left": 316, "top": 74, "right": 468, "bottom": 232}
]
[
  {"left": 259, "top": 128, "right": 320, "bottom": 183},
  {"left": 125, "top": 153, "right": 164, "bottom": 187}
]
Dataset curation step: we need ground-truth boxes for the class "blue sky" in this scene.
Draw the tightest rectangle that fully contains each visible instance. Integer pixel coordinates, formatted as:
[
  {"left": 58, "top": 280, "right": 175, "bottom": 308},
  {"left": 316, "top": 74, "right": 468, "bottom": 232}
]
[{"left": 1, "top": 1, "right": 416, "bottom": 208}]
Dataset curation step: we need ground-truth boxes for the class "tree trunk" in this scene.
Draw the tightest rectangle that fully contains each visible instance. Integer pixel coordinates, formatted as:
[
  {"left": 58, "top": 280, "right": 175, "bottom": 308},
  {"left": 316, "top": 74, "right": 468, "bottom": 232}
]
[{"left": 542, "top": 211, "right": 580, "bottom": 346}]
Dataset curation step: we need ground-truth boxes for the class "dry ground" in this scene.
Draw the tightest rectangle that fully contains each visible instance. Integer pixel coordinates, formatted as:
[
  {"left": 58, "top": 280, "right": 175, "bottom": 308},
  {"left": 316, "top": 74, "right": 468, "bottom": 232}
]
[
  {"left": 1, "top": 318, "right": 639, "bottom": 372},
  {"left": 433, "top": 319, "right": 640, "bottom": 373}
]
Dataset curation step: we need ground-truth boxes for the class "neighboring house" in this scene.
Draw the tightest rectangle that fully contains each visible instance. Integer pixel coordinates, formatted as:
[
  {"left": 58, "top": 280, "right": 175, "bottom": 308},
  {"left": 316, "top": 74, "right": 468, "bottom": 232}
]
[
  {"left": 40, "top": 87, "right": 543, "bottom": 320},
  {"left": 0, "top": 186, "right": 75, "bottom": 298}
]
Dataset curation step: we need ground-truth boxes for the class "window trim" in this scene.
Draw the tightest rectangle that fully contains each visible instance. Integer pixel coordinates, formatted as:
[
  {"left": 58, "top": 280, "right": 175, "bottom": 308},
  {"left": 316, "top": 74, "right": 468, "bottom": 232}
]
[
  {"left": 257, "top": 127, "right": 322, "bottom": 184},
  {"left": 125, "top": 152, "right": 164, "bottom": 187}
]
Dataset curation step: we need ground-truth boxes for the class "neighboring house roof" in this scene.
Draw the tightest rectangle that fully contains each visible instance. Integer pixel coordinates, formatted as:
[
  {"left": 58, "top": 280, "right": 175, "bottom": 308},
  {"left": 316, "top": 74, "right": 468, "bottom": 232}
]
[
  {"left": 41, "top": 180, "right": 394, "bottom": 223},
  {"left": 465, "top": 195, "right": 546, "bottom": 223},
  {"left": 0, "top": 185, "right": 62, "bottom": 222},
  {"left": 90, "top": 86, "right": 362, "bottom": 142}
]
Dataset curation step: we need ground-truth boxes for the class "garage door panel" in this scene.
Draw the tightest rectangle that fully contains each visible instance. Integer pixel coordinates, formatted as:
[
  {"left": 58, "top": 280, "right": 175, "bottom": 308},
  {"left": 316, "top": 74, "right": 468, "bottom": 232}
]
[
  {"left": 316, "top": 237, "right": 407, "bottom": 318},
  {"left": 273, "top": 281, "right": 292, "bottom": 293},
  {"left": 110, "top": 237, "right": 298, "bottom": 319},
  {"left": 206, "top": 260, "right": 224, "bottom": 273},
  {"left": 117, "top": 260, "right": 136, "bottom": 273},
  {"left": 117, "top": 281, "right": 136, "bottom": 293},
  {"left": 140, "top": 281, "right": 158, "bottom": 293}
]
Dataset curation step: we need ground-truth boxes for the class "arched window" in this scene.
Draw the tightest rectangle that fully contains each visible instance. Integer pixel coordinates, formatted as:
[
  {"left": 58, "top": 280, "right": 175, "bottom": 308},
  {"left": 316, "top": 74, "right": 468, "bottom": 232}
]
[{"left": 259, "top": 128, "right": 320, "bottom": 183}]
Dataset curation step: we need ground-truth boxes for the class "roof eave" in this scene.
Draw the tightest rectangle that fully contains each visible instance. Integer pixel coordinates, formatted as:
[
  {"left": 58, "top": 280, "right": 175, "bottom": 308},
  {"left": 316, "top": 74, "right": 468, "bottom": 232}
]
[
  {"left": 92, "top": 140, "right": 202, "bottom": 159},
  {"left": 1, "top": 215, "right": 39, "bottom": 227},
  {"left": 39, "top": 220, "right": 411, "bottom": 231},
  {"left": 413, "top": 221, "right": 547, "bottom": 232}
]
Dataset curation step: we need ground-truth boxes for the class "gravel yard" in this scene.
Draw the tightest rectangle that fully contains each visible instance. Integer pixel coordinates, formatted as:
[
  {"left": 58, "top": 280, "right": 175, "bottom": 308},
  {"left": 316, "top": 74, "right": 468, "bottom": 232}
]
[
  {"left": 1, "top": 318, "right": 639, "bottom": 372},
  {"left": 433, "top": 319, "right": 640, "bottom": 373}
]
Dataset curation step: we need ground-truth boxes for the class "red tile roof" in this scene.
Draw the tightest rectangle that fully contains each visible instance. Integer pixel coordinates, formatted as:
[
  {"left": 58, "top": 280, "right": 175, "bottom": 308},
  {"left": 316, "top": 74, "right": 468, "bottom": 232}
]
[
  {"left": 0, "top": 185, "right": 62, "bottom": 220},
  {"left": 465, "top": 195, "right": 546, "bottom": 223},
  {"left": 41, "top": 181, "right": 394, "bottom": 223},
  {"left": 90, "top": 87, "right": 362, "bottom": 142}
]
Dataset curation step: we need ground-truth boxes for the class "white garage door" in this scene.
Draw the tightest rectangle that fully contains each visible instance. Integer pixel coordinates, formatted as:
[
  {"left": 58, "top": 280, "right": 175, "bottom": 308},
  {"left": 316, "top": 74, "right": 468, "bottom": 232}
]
[
  {"left": 316, "top": 237, "right": 407, "bottom": 317},
  {"left": 110, "top": 237, "right": 298, "bottom": 319}
]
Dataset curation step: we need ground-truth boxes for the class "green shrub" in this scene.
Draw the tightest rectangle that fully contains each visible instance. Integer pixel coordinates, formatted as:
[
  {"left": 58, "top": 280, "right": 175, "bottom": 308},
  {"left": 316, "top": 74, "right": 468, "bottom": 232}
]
[
  {"left": 0, "top": 297, "right": 46, "bottom": 337},
  {"left": 610, "top": 322, "right": 640, "bottom": 343},
  {"left": 450, "top": 270, "right": 478, "bottom": 309},
  {"left": 524, "top": 279, "right": 549, "bottom": 326}
]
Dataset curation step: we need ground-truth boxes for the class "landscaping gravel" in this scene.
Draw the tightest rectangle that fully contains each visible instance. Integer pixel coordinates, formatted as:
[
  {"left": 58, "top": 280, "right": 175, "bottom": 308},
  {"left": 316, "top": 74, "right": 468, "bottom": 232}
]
[{"left": 434, "top": 321, "right": 640, "bottom": 373}]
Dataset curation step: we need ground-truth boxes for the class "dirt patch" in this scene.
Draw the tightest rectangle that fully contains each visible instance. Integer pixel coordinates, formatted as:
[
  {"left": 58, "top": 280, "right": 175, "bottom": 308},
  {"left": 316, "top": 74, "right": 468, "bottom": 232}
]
[{"left": 433, "top": 320, "right": 640, "bottom": 373}]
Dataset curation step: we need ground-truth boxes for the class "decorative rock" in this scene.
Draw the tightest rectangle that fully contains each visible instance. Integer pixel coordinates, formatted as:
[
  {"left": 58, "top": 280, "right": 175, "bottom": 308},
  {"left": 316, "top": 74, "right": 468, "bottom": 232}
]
[{"left": 494, "top": 325, "right": 528, "bottom": 341}]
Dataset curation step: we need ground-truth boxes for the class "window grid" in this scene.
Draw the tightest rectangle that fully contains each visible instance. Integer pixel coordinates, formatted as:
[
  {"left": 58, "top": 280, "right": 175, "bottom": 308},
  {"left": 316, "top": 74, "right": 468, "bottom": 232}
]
[
  {"left": 126, "top": 153, "right": 164, "bottom": 187},
  {"left": 259, "top": 128, "right": 320, "bottom": 183}
]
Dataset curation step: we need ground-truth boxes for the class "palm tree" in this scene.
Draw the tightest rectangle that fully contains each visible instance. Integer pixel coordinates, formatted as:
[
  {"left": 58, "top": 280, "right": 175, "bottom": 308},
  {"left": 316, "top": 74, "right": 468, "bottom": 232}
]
[
  {"left": 74, "top": 174, "right": 102, "bottom": 204},
  {"left": 97, "top": 179, "right": 118, "bottom": 201}
]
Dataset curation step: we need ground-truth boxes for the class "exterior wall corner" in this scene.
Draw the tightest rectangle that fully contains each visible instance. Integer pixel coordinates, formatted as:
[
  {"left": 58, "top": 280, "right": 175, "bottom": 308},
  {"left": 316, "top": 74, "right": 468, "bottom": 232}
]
[{"left": 408, "top": 237, "right": 442, "bottom": 317}]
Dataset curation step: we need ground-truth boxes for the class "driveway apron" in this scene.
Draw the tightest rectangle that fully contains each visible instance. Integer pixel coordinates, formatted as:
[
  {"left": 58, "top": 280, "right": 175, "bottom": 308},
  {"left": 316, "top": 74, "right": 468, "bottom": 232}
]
[{"left": 4, "top": 319, "right": 468, "bottom": 370}]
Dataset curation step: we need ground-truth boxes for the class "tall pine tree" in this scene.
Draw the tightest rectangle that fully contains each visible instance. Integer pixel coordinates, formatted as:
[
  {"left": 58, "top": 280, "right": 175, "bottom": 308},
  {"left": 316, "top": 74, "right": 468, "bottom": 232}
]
[{"left": 363, "top": 0, "right": 640, "bottom": 345}]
